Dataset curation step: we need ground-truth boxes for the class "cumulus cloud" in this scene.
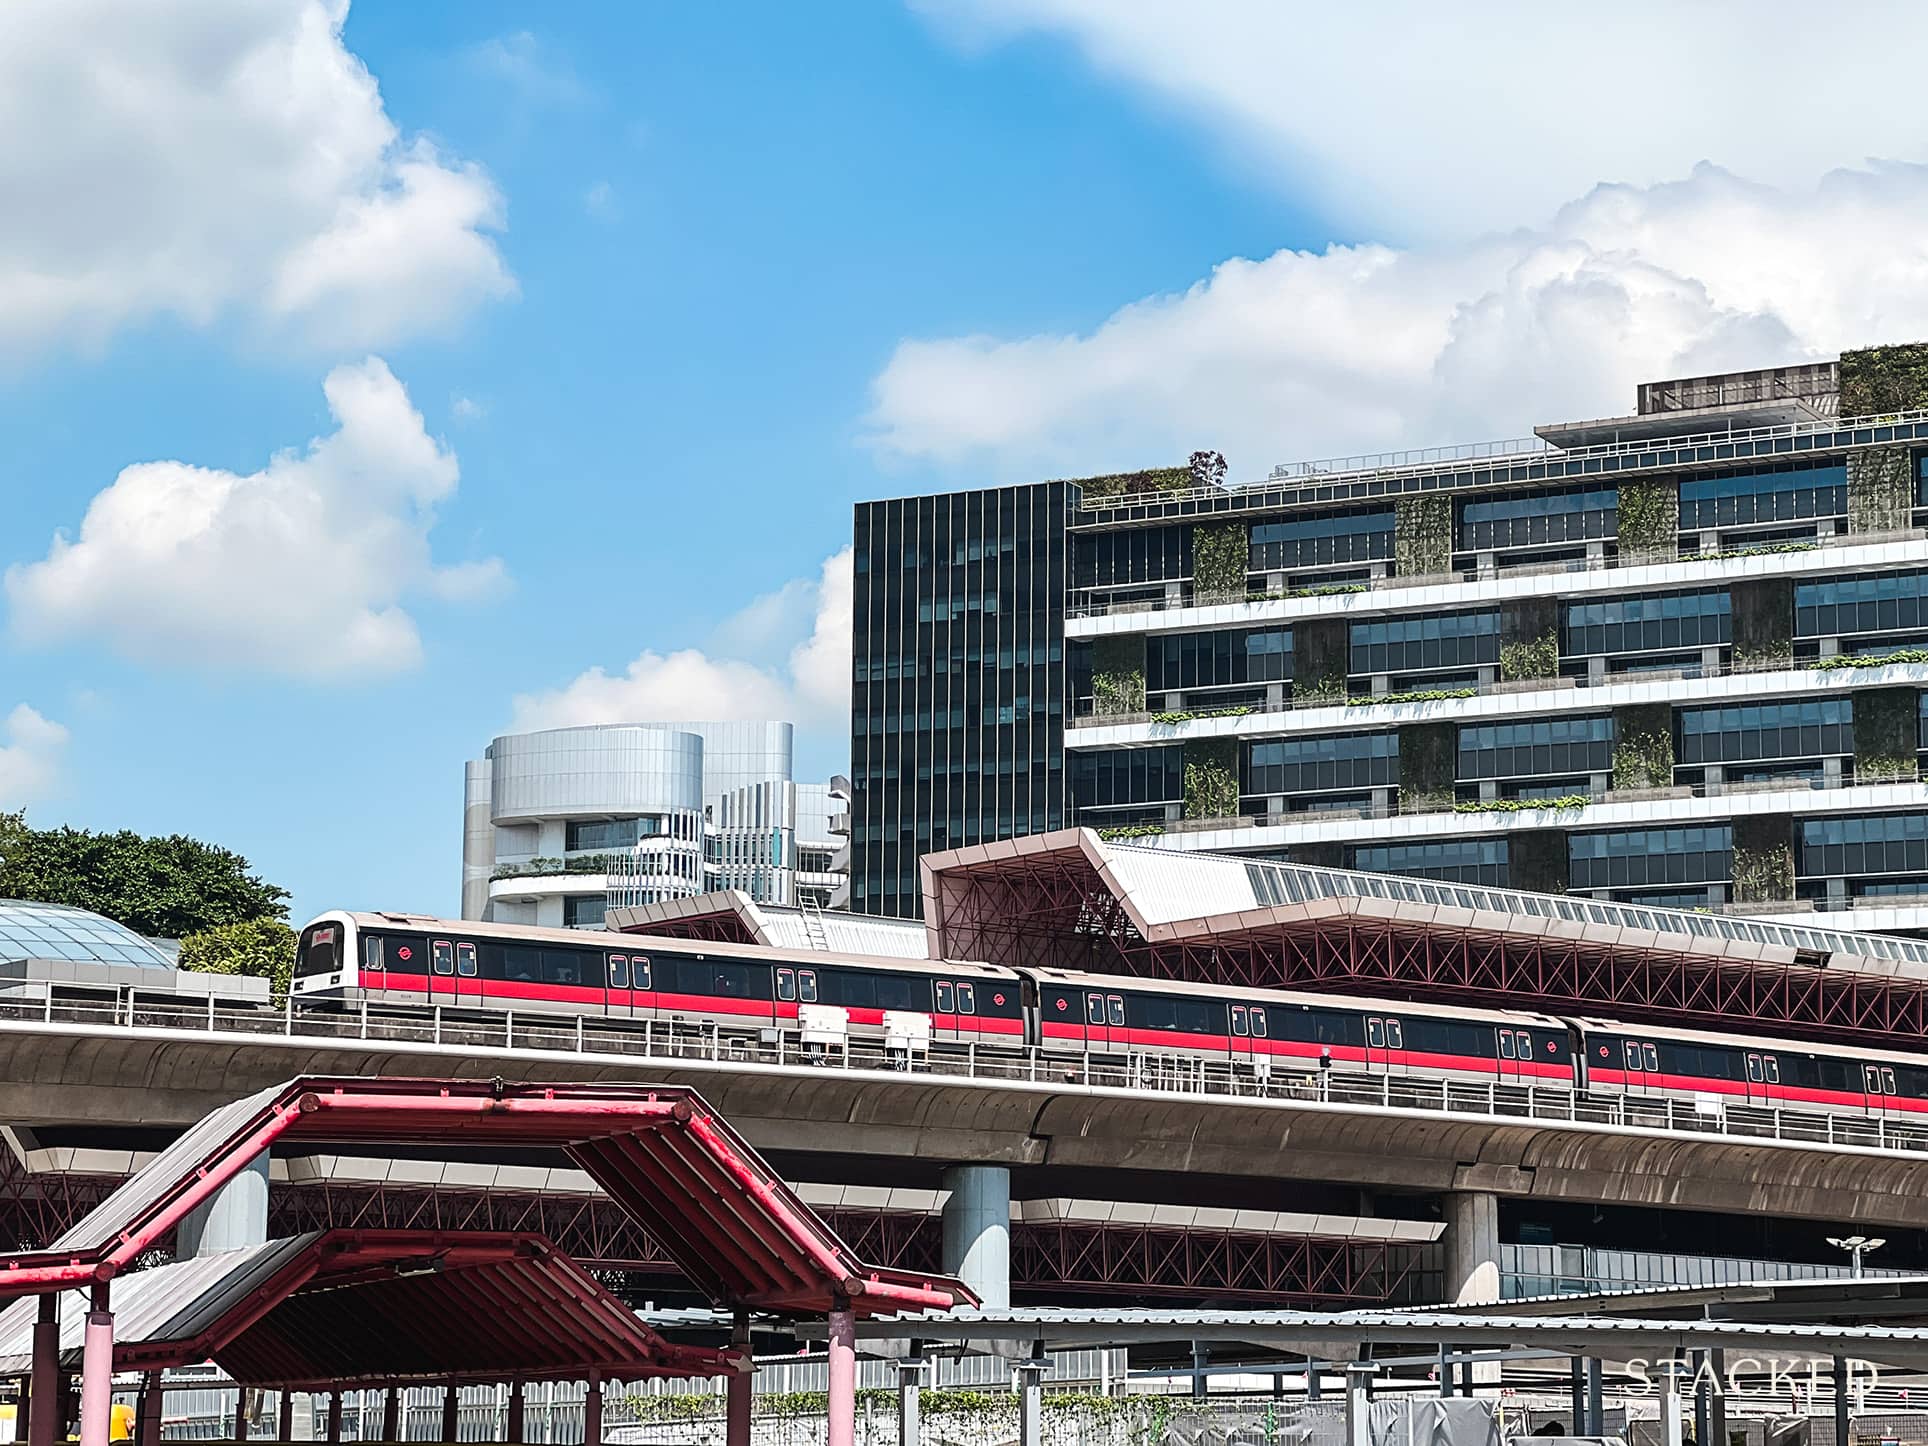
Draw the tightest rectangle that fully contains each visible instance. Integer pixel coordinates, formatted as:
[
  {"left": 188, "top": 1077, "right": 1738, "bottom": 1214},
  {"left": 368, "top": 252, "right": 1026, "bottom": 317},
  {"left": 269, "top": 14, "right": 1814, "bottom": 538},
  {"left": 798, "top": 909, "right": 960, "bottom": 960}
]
[
  {"left": 511, "top": 548, "right": 852, "bottom": 733},
  {"left": 914, "top": 0, "right": 1928, "bottom": 237},
  {"left": 867, "top": 163, "right": 1928, "bottom": 478},
  {"left": 6, "top": 358, "right": 505, "bottom": 679},
  {"left": 0, "top": 706, "right": 69, "bottom": 807},
  {"left": 0, "top": 0, "right": 513, "bottom": 358}
]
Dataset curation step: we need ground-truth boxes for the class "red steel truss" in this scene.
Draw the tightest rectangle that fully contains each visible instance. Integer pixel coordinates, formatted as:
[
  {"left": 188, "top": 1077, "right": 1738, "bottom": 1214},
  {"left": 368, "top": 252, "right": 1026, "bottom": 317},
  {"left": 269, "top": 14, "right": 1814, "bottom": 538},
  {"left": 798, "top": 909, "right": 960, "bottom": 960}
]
[
  {"left": 925, "top": 836, "right": 1928, "bottom": 1048},
  {"left": 0, "top": 1152, "right": 1417, "bottom": 1305}
]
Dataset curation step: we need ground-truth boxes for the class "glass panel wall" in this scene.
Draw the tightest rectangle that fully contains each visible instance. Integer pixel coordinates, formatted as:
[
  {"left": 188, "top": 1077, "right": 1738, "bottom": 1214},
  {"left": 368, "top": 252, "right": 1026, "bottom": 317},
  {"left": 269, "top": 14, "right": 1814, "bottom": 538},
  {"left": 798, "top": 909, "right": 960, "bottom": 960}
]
[
  {"left": 1349, "top": 610, "right": 1499, "bottom": 684},
  {"left": 1561, "top": 590, "right": 1730, "bottom": 667},
  {"left": 1679, "top": 462, "right": 1846, "bottom": 533},
  {"left": 1569, "top": 825, "right": 1732, "bottom": 901},
  {"left": 1070, "top": 746, "right": 1185, "bottom": 827},
  {"left": 1350, "top": 838, "right": 1509, "bottom": 886},
  {"left": 1458, "top": 484, "right": 1616, "bottom": 554},
  {"left": 1146, "top": 627, "right": 1291, "bottom": 701},
  {"left": 1249, "top": 509, "right": 1393, "bottom": 573},
  {"left": 1244, "top": 732, "right": 1398, "bottom": 805}
]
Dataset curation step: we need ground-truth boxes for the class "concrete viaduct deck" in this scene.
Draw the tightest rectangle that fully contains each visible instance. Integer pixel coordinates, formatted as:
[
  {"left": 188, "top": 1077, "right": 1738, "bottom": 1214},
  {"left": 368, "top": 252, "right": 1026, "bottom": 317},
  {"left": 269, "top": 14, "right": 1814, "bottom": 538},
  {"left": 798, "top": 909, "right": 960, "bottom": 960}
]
[{"left": 1, "top": 1010, "right": 1927, "bottom": 1231}]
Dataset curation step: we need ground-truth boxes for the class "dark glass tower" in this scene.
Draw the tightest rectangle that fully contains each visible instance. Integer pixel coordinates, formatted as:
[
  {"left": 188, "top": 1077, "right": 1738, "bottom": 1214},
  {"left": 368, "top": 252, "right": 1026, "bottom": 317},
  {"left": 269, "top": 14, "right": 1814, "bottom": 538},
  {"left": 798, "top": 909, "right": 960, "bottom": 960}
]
[{"left": 849, "top": 482, "right": 1071, "bottom": 916}]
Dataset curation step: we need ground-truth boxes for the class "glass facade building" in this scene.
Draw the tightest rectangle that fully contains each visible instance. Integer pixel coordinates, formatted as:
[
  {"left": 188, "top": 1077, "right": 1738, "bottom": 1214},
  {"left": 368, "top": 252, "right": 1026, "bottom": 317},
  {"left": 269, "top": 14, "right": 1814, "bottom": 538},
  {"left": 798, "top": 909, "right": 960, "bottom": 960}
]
[
  {"left": 850, "top": 482, "right": 1070, "bottom": 916},
  {"left": 855, "top": 342, "right": 1928, "bottom": 933}
]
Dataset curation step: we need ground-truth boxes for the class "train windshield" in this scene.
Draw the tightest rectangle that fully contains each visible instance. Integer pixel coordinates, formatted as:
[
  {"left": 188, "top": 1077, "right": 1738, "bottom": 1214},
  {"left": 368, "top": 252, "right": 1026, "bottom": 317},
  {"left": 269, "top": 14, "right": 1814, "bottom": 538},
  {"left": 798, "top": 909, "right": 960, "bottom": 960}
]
[{"left": 296, "top": 924, "right": 342, "bottom": 979}]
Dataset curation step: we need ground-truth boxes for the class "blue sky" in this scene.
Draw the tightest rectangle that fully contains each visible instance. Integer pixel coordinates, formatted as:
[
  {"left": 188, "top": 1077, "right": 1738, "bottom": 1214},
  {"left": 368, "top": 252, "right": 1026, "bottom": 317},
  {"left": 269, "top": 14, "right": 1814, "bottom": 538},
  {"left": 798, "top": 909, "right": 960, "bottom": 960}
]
[{"left": 6, "top": 1, "right": 1928, "bottom": 924}]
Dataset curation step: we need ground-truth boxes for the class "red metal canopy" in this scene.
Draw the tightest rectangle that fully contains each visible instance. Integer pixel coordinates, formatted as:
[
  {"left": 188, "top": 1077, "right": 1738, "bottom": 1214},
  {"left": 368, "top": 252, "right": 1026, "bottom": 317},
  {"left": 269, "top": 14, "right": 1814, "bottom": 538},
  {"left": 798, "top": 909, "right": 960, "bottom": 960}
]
[{"left": 0, "top": 1079, "right": 973, "bottom": 1317}]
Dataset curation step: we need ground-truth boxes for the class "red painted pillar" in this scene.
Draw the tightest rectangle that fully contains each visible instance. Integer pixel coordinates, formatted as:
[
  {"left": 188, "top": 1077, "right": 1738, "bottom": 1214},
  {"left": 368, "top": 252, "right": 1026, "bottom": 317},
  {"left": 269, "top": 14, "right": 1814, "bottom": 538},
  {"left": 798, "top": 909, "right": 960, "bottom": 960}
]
[
  {"left": 726, "top": 1311, "right": 752, "bottom": 1446},
  {"left": 505, "top": 1382, "right": 524, "bottom": 1444},
  {"left": 583, "top": 1376, "right": 602, "bottom": 1446},
  {"left": 325, "top": 1392, "right": 343, "bottom": 1445},
  {"left": 78, "top": 1285, "right": 112, "bottom": 1446},
  {"left": 826, "top": 1303, "right": 856, "bottom": 1446},
  {"left": 441, "top": 1384, "right": 459, "bottom": 1443},
  {"left": 382, "top": 1385, "right": 400, "bottom": 1443},
  {"left": 279, "top": 1392, "right": 295, "bottom": 1443},
  {"left": 29, "top": 1294, "right": 59, "bottom": 1446}
]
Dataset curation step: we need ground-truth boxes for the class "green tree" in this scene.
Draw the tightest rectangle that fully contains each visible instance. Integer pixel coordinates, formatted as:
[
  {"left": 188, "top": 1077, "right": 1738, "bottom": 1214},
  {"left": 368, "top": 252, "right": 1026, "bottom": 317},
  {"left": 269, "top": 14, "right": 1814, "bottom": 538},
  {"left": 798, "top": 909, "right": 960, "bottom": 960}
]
[
  {"left": 0, "top": 810, "right": 288, "bottom": 938},
  {"left": 177, "top": 918, "right": 298, "bottom": 999}
]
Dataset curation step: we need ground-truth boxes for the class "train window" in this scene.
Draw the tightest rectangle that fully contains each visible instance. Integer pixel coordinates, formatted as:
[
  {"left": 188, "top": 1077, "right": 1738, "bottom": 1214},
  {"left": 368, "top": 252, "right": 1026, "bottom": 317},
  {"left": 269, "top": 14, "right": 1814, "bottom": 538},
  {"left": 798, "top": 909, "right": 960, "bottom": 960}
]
[
  {"left": 1231, "top": 1006, "right": 1247, "bottom": 1037},
  {"left": 1746, "top": 1054, "right": 1762, "bottom": 1083},
  {"left": 1515, "top": 1031, "right": 1531, "bottom": 1058},
  {"left": 1643, "top": 1043, "right": 1659, "bottom": 1072},
  {"left": 958, "top": 983, "right": 976, "bottom": 1015},
  {"left": 1386, "top": 1020, "right": 1403, "bottom": 1050},
  {"left": 1108, "top": 995, "right": 1125, "bottom": 1028},
  {"left": 1623, "top": 1042, "right": 1640, "bottom": 1071},
  {"left": 1884, "top": 1067, "right": 1898, "bottom": 1095},
  {"left": 798, "top": 970, "right": 817, "bottom": 1002},
  {"left": 875, "top": 976, "right": 924, "bottom": 1011},
  {"left": 1499, "top": 1031, "right": 1515, "bottom": 1059},
  {"left": 777, "top": 968, "right": 797, "bottom": 1002},
  {"left": 934, "top": 981, "right": 953, "bottom": 1013},
  {"left": 542, "top": 950, "right": 584, "bottom": 987},
  {"left": 456, "top": 942, "right": 478, "bottom": 977},
  {"left": 1764, "top": 1056, "right": 1780, "bottom": 1084},
  {"left": 609, "top": 955, "right": 629, "bottom": 989},
  {"left": 1367, "top": 1018, "right": 1385, "bottom": 1048},
  {"left": 363, "top": 936, "right": 384, "bottom": 971},
  {"left": 1251, "top": 1008, "right": 1267, "bottom": 1038},
  {"left": 432, "top": 940, "right": 453, "bottom": 976},
  {"left": 1865, "top": 1065, "right": 1881, "bottom": 1094},
  {"left": 1087, "top": 993, "right": 1105, "bottom": 1026},
  {"left": 500, "top": 946, "right": 539, "bottom": 983}
]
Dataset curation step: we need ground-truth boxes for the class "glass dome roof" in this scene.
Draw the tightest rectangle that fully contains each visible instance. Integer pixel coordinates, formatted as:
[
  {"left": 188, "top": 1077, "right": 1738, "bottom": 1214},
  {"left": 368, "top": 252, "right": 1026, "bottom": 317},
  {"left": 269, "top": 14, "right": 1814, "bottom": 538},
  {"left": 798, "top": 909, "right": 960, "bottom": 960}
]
[{"left": 0, "top": 900, "right": 175, "bottom": 970}]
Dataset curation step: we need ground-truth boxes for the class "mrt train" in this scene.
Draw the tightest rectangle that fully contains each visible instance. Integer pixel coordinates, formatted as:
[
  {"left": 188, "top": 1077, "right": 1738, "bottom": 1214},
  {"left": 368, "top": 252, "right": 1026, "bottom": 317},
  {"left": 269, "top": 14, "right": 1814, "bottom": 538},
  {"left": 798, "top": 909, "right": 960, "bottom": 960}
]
[{"left": 293, "top": 910, "right": 1928, "bottom": 1117}]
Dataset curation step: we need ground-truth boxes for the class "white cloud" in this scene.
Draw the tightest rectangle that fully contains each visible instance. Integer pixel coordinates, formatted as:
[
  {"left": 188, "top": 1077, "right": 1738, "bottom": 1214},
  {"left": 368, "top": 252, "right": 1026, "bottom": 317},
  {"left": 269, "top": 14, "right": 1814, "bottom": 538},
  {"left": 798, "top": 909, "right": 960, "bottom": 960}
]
[
  {"left": 584, "top": 181, "right": 616, "bottom": 220},
  {"left": 466, "top": 30, "right": 587, "bottom": 109},
  {"left": 0, "top": 706, "right": 69, "bottom": 807},
  {"left": 6, "top": 358, "right": 505, "bottom": 680},
  {"left": 914, "top": 0, "right": 1928, "bottom": 237},
  {"left": 451, "top": 395, "right": 486, "bottom": 422},
  {"left": 0, "top": 0, "right": 513, "bottom": 358},
  {"left": 867, "top": 163, "right": 1928, "bottom": 478},
  {"left": 511, "top": 548, "right": 852, "bottom": 734}
]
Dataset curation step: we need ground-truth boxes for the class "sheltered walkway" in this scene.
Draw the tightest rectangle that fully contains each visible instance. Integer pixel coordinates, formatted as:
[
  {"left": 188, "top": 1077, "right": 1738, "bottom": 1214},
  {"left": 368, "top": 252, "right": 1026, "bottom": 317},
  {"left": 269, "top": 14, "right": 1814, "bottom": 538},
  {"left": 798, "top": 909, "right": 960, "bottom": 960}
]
[{"left": 0, "top": 1077, "right": 973, "bottom": 1446}]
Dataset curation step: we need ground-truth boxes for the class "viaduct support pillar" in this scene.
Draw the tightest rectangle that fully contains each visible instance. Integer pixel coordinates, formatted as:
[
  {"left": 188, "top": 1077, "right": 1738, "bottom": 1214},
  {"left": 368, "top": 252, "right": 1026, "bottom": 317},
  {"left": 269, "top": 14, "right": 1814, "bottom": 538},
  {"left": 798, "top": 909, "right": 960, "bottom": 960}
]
[
  {"left": 176, "top": 1151, "right": 269, "bottom": 1259},
  {"left": 826, "top": 1304, "right": 856, "bottom": 1446},
  {"left": 78, "top": 1286, "right": 112, "bottom": 1446},
  {"left": 29, "top": 1293, "right": 58, "bottom": 1446},
  {"left": 1443, "top": 1192, "right": 1500, "bottom": 1306},
  {"left": 940, "top": 1166, "right": 1010, "bottom": 1311}
]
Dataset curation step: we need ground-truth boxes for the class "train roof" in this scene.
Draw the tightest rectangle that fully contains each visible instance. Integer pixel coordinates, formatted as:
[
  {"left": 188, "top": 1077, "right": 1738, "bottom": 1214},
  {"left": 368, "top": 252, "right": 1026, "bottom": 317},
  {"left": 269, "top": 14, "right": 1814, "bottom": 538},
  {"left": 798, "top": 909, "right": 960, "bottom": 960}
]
[{"left": 605, "top": 891, "right": 929, "bottom": 959}]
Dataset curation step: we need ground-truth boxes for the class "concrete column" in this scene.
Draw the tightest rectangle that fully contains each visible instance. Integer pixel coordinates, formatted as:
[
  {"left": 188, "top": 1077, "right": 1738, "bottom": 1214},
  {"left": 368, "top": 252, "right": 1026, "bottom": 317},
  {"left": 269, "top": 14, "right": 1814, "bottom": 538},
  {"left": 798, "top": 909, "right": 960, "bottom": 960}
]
[
  {"left": 583, "top": 1377, "right": 601, "bottom": 1446},
  {"left": 442, "top": 1384, "right": 459, "bottom": 1443},
  {"left": 1444, "top": 1192, "right": 1500, "bottom": 1305},
  {"left": 1661, "top": 1363, "right": 1683, "bottom": 1446},
  {"left": 382, "top": 1385, "right": 400, "bottom": 1443},
  {"left": 1015, "top": 1360, "right": 1047, "bottom": 1446},
  {"left": 896, "top": 1357, "right": 926, "bottom": 1446},
  {"left": 940, "top": 1166, "right": 1010, "bottom": 1311},
  {"left": 1570, "top": 1358, "right": 1584, "bottom": 1432},
  {"left": 78, "top": 1289, "right": 112, "bottom": 1446},
  {"left": 176, "top": 1150, "right": 270, "bottom": 1258},
  {"left": 1586, "top": 1359, "right": 1603, "bottom": 1436},
  {"left": 1344, "top": 1365, "right": 1380, "bottom": 1446},
  {"left": 506, "top": 1382, "right": 524, "bottom": 1445},
  {"left": 30, "top": 1294, "right": 58, "bottom": 1446},
  {"left": 826, "top": 1306, "right": 856, "bottom": 1446},
  {"left": 325, "top": 1393, "right": 341, "bottom": 1446}
]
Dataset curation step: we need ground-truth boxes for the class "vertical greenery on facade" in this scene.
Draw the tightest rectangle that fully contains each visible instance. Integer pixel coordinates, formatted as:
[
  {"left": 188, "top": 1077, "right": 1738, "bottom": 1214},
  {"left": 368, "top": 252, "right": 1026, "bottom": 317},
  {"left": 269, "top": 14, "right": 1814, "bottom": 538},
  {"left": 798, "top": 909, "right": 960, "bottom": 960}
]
[
  {"left": 1611, "top": 703, "right": 1676, "bottom": 791},
  {"left": 1499, "top": 598, "right": 1559, "bottom": 682},
  {"left": 1396, "top": 721, "right": 1457, "bottom": 813},
  {"left": 1731, "top": 813, "right": 1795, "bottom": 905},
  {"left": 1510, "top": 829, "right": 1570, "bottom": 896},
  {"left": 1839, "top": 343, "right": 1928, "bottom": 534},
  {"left": 1182, "top": 738, "right": 1241, "bottom": 820},
  {"left": 1615, "top": 476, "right": 1680, "bottom": 560},
  {"left": 1394, "top": 494, "right": 1454, "bottom": 577},
  {"left": 1853, "top": 686, "right": 1922, "bottom": 782},
  {"left": 1070, "top": 466, "right": 1193, "bottom": 505},
  {"left": 1090, "top": 635, "right": 1146, "bottom": 716},
  {"left": 1730, "top": 577, "right": 1794, "bottom": 668},
  {"left": 1190, "top": 522, "right": 1250, "bottom": 601},
  {"left": 1293, "top": 617, "right": 1350, "bottom": 703}
]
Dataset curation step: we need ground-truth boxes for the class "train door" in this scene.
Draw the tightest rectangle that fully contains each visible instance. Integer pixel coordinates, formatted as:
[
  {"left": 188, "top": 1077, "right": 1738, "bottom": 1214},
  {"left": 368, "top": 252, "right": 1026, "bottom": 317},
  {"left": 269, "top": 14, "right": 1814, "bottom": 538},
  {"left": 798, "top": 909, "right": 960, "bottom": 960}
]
[
  {"left": 605, "top": 952, "right": 636, "bottom": 1021},
  {"left": 1742, "top": 1050, "right": 1782, "bottom": 1106},
  {"left": 1620, "top": 1038, "right": 1660, "bottom": 1095},
  {"left": 1863, "top": 1061, "right": 1899, "bottom": 1117},
  {"left": 1082, "top": 989, "right": 1116, "bottom": 1052},
  {"left": 1495, "top": 1026, "right": 1533, "bottom": 1083},
  {"left": 1230, "top": 1005, "right": 1257, "bottom": 1066},
  {"left": 427, "top": 937, "right": 456, "bottom": 1005},
  {"left": 1365, "top": 1014, "right": 1405, "bottom": 1074}
]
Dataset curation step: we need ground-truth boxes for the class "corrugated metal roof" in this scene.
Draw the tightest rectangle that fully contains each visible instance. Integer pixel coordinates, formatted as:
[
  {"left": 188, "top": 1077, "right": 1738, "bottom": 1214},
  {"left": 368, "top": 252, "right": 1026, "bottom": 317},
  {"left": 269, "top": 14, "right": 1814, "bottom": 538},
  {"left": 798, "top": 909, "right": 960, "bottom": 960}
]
[{"left": 610, "top": 890, "right": 927, "bottom": 957}]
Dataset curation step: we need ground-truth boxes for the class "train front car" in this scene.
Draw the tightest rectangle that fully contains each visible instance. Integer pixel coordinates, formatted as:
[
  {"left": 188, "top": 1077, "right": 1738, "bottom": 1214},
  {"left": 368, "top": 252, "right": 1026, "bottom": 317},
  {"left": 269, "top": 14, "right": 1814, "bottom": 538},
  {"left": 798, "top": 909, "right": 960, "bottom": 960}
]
[{"left": 292, "top": 911, "right": 362, "bottom": 1003}]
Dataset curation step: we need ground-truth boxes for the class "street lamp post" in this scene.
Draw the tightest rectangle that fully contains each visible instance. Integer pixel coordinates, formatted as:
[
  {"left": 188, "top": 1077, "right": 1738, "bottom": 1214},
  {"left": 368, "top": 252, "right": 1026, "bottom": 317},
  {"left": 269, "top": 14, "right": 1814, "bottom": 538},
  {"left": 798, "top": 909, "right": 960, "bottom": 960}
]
[{"left": 1826, "top": 1234, "right": 1886, "bottom": 1278}]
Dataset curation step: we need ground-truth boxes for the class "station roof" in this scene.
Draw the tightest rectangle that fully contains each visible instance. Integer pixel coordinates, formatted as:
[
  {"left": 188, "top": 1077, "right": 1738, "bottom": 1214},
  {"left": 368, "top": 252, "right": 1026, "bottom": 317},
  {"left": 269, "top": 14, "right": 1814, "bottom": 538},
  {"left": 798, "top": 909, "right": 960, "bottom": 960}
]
[
  {"left": 801, "top": 1306, "right": 1928, "bottom": 1371},
  {"left": 923, "top": 829, "right": 1928, "bottom": 974},
  {"left": 3, "top": 1077, "right": 972, "bottom": 1317},
  {"left": 0, "top": 1231, "right": 732, "bottom": 1388},
  {"left": 609, "top": 890, "right": 927, "bottom": 958},
  {"left": 0, "top": 900, "right": 175, "bottom": 971}
]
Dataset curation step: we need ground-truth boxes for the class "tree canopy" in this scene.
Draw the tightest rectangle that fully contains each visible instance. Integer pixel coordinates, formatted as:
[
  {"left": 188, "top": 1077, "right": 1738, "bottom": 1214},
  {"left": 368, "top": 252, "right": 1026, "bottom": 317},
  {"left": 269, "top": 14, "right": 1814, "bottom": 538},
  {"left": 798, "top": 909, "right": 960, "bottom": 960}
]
[
  {"left": 0, "top": 810, "right": 288, "bottom": 939},
  {"left": 177, "top": 917, "right": 297, "bottom": 998}
]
